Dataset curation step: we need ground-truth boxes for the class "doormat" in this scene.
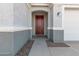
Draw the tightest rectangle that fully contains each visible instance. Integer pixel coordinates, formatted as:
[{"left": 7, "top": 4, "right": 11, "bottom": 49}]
[
  {"left": 46, "top": 40, "right": 70, "bottom": 47},
  {"left": 16, "top": 40, "right": 34, "bottom": 56}
]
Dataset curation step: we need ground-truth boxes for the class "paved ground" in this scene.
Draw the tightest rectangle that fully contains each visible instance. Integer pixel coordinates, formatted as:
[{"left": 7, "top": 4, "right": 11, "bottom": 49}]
[
  {"left": 29, "top": 38, "right": 79, "bottom": 56},
  {"left": 29, "top": 37, "right": 50, "bottom": 56}
]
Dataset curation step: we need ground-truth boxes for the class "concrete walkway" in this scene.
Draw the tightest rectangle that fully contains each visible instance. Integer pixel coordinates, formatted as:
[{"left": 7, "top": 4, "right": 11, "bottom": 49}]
[
  {"left": 29, "top": 37, "right": 51, "bottom": 56},
  {"left": 28, "top": 37, "right": 79, "bottom": 56}
]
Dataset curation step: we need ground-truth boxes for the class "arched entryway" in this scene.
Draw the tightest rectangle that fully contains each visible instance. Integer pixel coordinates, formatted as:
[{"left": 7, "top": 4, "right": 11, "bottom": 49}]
[{"left": 32, "top": 10, "right": 48, "bottom": 37}]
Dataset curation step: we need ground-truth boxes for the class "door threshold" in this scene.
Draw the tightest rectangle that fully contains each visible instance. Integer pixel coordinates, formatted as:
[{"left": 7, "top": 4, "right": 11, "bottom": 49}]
[{"left": 32, "top": 35, "right": 48, "bottom": 39}]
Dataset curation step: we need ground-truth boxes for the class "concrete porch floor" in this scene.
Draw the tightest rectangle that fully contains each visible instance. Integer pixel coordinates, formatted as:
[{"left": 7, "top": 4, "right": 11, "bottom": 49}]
[{"left": 29, "top": 37, "right": 79, "bottom": 56}]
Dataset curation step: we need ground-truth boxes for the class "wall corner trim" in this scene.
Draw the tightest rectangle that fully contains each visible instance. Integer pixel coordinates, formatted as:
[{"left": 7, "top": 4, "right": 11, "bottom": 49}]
[
  {"left": 48, "top": 27, "right": 64, "bottom": 30},
  {"left": 0, "top": 27, "right": 32, "bottom": 32}
]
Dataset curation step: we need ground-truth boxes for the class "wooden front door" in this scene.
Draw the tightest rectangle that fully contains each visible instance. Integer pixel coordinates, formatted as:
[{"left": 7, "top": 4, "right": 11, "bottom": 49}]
[{"left": 35, "top": 15, "right": 44, "bottom": 35}]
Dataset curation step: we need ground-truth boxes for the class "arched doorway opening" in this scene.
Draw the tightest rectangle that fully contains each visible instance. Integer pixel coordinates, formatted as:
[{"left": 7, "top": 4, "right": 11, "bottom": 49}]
[{"left": 32, "top": 10, "right": 48, "bottom": 37}]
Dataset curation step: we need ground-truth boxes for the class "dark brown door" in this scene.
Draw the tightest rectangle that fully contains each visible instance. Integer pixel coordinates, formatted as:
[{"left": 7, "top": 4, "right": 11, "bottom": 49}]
[{"left": 35, "top": 15, "right": 44, "bottom": 35}]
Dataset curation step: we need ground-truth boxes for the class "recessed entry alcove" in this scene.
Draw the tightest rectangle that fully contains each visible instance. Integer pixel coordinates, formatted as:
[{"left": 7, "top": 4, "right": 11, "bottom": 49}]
[{"left": 32, "top": 10, "right": 48, "bottom": 37}]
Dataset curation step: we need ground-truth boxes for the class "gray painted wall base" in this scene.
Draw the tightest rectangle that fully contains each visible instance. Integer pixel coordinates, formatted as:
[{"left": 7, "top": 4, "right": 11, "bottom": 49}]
[
  {"left": 13, "top": 30, "right": 31, "bottom": 55},
  {"left": 0, "top": 30, "right": 31, "bottom": 56},
  {"left": 53, "top": 30, "right": 64, "bottom": 43},
  {"left": 0, "top": 32, "right": 13, "bottom": 56},
  {"left": 48, "top": 30, "right": 53, "bottom": 41},
  {"left": 48, "top": 30, "right": 64, "bottom": 43}
]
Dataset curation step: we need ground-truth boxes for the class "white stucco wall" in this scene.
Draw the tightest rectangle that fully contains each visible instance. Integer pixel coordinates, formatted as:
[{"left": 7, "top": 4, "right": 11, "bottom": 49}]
[
  {"left": 14, "top": 3, "right": 31, "bottom": 28},
  {"left": 0, "top": 3, "right": 32, "bottom": 29},
  {"left": 0, "top": 3, "right": 13, "bottom": 27},
  {"left": 49, "top": 6, "right": 53, "bottom": 28},
  {"left": 53, "top": 4, "right": 63, "bottom": 29}
]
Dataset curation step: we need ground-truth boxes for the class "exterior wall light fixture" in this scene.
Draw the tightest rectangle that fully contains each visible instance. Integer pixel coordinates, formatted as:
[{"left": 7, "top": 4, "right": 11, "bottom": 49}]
[{"left": 57, "top": 12, "right": 61, "bottom": 16}]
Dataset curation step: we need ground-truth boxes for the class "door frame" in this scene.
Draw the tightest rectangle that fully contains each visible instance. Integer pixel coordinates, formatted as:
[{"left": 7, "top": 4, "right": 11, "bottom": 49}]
[{"left": 32, "top": 11, "right": 48, "bottom": 36}]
